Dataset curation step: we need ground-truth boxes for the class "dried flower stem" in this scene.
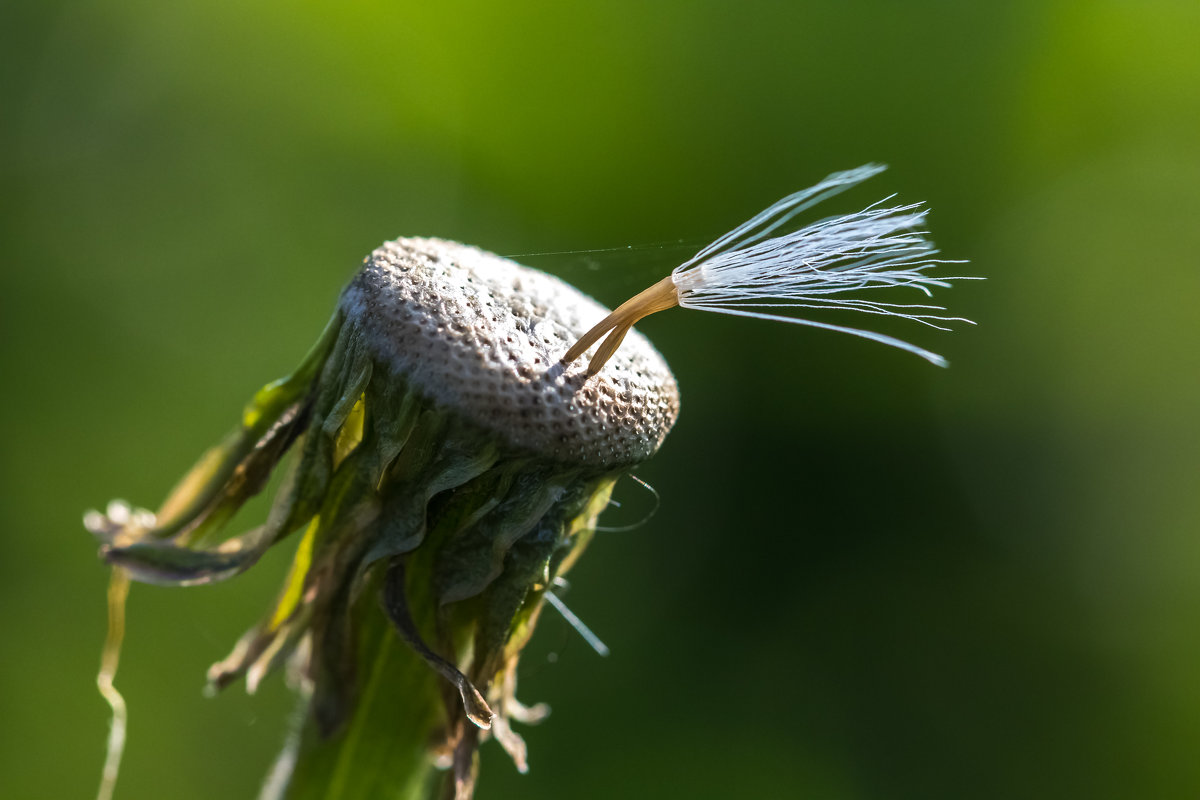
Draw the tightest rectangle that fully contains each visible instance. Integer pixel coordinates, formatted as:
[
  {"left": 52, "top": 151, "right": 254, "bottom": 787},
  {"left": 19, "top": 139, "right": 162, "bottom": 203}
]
[{"left": 95, "top": 568, "right": 130, "bottom": 800}]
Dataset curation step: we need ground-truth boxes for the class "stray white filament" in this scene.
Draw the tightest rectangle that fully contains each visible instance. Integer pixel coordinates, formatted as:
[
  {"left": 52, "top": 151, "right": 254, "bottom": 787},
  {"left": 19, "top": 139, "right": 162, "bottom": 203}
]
[
  {"left": 595, "top": 474, "right": 660, "bottom": 533},
  {"left": 544, "top": 590, "right": 610, "bottom": 657},
  {"left": 670, "top": 164, "right": 975, "bottom": 366}
]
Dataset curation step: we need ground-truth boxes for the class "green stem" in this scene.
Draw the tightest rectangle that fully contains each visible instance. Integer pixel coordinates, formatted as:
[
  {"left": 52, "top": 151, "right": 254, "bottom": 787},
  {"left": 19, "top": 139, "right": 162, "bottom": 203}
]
[{"left": 282, "top": 583, "right": 444, "bottom": 800}]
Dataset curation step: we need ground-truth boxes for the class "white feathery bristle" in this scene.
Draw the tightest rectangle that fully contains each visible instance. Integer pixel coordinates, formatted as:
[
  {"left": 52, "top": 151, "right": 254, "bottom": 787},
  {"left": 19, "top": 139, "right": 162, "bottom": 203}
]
[{"left": 670, "top": 164, "right": 975, "bottom": 367}]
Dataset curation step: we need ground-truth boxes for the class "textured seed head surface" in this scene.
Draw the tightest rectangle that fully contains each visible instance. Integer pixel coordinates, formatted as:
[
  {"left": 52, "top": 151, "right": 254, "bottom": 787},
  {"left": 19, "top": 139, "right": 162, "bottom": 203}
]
[{"left": 340, "top": 237, "right": 679, "bottom": 467}]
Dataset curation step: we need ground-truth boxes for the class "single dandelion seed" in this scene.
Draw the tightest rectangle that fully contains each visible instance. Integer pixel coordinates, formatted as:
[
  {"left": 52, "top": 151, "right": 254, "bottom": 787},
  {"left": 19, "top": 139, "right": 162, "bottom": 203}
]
[{"left": 562, "top": 163, "right": 976, "bottom": 374}]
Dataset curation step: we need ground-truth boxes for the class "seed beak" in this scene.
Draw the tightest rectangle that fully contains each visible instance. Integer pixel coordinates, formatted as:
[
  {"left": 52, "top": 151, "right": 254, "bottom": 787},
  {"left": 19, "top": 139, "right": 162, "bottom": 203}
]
[{"left": 561, "top": 275, "right": 680, "bottom": 376}]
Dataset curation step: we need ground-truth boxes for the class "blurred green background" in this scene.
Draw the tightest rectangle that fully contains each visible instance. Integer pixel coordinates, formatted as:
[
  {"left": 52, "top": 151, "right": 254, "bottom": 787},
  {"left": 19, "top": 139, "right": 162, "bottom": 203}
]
[{"left": 4, "top": 1, "right": 1199, "bottom": 797}]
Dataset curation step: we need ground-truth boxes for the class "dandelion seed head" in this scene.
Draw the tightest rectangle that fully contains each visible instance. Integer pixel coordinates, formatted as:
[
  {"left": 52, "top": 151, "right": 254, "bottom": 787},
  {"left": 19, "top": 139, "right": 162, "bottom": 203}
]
[{"left": 342, "top": 237, "right": 679, "bottom": 465}]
